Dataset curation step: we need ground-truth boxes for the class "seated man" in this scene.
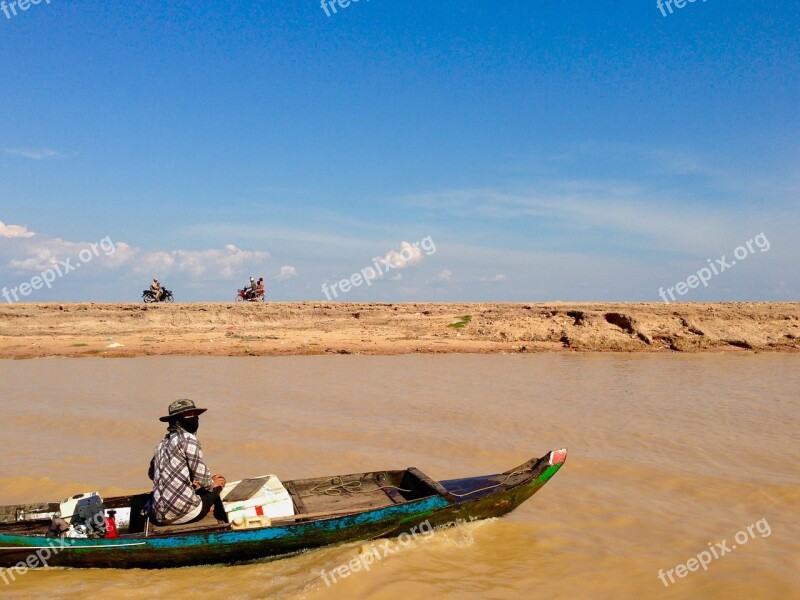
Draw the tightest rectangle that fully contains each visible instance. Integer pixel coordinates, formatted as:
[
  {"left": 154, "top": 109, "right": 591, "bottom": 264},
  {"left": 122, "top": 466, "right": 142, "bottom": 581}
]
[
  {"left": 256, "top": 277, "right": 265, "bottom": 297},
  {"left": 246, "top": 276, "right": 257, "bottom": 299},
  {"left": 148, "top": 399, "right": 227, "bottom": 525},
  {"left": 150, "top": 278, "right": 161, "bottom": 301}
]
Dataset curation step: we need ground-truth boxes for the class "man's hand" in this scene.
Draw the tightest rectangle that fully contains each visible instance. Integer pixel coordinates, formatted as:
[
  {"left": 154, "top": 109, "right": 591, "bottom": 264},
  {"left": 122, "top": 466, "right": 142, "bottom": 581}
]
[{"left": 212, "top": 474, "right": 227, "bottom": 489}]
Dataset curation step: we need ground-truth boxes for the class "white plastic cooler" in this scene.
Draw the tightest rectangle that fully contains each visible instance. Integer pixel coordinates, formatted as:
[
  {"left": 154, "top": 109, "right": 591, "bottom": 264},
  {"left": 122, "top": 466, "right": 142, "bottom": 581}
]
[{"left": 220, "top": 475, "right": 295, "bottom": 523}]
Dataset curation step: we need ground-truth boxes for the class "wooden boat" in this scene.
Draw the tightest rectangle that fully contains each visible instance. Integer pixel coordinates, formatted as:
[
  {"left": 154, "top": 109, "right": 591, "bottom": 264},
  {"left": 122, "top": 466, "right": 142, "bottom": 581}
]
[{"left": 0, "top": 448, "right": 567, "bottom": 570}]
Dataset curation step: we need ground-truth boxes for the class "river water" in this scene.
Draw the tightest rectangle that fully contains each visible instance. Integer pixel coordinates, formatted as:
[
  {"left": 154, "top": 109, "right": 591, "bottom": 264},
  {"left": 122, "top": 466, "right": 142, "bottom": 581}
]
[{"left": 0, "top": 355, "right": 797, "bottom": 599}]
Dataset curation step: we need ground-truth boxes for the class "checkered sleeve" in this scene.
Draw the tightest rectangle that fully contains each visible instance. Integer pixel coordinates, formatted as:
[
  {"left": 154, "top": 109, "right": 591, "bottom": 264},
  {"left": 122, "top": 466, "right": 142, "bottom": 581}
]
[{"left": 184, "top": 435, "right": 213, "bottom": 491}]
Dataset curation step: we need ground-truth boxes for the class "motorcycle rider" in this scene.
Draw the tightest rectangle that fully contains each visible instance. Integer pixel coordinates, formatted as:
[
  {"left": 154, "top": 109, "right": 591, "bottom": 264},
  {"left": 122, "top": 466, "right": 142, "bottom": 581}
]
[
  {"left": 150, "top": 278, "right": 162, "bottom": 302},
  {"left": 256, "top": 277, "right": 265, "bottom": 298},
  {"left": 245, "top": 277, "right": 257, "bottom": 300}
]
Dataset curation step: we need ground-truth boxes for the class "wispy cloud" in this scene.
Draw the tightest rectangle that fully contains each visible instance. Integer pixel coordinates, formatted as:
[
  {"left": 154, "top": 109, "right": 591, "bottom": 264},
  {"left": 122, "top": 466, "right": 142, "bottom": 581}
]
[
  {"left": 0, "top": 220, "right": 35, "bottom": 239},
  {"left": 403, "top": 184, "right": 750, "bottom": 256},
  {"left": 128, "top": 244, "right": 269, "bottom": 279},
  {"left": 0, "top": 220, "right": 269, "bottom": 280},
  {"left": 380, "top": 241, "right": 424, "bottom": 270},
  {"left": 4, "top": 148, "right": 63, "bottom": 160},
  {"left": 276, "top": 265, "right": 297, "bottom": 281},
  {"left": 181, "top": 223, "right": 378, "bottom": 249}
]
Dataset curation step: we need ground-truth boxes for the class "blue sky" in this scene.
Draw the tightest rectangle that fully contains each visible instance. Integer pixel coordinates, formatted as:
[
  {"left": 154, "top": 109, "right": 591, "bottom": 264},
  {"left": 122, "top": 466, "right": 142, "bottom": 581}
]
[{"left": 1, "top": 0, "right": 798, "bottom": 302}]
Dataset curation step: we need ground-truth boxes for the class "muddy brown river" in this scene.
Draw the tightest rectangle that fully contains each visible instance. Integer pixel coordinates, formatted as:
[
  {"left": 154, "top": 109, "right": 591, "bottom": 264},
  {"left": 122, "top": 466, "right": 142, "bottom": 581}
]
[{"left": 0, "top": 355, "right": 797, "bottom": 599}]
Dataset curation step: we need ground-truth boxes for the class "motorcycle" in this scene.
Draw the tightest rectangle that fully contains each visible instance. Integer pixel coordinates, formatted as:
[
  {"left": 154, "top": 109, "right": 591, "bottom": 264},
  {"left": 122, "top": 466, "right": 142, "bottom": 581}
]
[
  {"left": 235, "top": 288, "right": 265, "bottom": 302},
  {"left": 142, "top": 288, "right": 174, "bottom": 303}
]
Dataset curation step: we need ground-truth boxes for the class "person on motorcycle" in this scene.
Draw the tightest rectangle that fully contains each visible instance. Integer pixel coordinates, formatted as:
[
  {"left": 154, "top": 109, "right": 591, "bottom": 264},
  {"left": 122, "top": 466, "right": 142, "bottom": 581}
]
[
  {"left": 245, "top": 277, "right": 257, "bottom": 300},
  {"left": 150, "top": 279, "right": 162, "bottom": 302},
  {"left": 256, "top": 277, "right": 265, "bottom": 298}
]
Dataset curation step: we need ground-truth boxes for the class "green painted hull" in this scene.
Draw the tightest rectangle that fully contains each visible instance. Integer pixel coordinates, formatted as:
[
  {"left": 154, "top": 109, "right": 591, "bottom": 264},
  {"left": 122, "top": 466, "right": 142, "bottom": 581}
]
[{"left": 0, "top": 450, "right": 566, "bottom": 570}]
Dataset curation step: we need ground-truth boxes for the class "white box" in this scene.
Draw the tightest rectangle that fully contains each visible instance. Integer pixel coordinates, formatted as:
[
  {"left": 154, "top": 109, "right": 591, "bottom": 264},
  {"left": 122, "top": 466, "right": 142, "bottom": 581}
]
[
  {"left": 221, "top": 475, "right": 295, "bottom": 521},
  {"left": 59, "top": 492, "right": 103, "bottom": 523},
  {"left": 230, "top": 514, "right": 272, "bottom": 530}
]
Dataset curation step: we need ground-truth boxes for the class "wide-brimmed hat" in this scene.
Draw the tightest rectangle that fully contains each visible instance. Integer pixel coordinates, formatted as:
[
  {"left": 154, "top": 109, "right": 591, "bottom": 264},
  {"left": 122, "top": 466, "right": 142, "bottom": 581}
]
[{"left": 159, "top": 399, "right": 207, "bottom": 422}]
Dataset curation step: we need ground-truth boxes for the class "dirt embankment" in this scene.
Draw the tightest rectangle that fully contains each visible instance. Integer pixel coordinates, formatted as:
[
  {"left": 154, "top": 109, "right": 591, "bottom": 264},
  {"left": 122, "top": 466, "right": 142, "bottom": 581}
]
[{"left": 0, "top": 302, "right": 798, "bottom": 359}]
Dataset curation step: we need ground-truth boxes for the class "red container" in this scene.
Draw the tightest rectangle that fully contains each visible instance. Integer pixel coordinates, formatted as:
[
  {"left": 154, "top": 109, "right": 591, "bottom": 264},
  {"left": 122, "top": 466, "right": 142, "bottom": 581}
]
[{"left": 104, "top": 515, "right": 119, "bottom": 539}]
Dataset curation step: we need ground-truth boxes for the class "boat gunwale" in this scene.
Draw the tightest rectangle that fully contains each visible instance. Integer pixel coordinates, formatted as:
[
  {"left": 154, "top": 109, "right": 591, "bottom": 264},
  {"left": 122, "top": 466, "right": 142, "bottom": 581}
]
[{"left": 0, "top": 449, "right": 566, "bottom": 560}]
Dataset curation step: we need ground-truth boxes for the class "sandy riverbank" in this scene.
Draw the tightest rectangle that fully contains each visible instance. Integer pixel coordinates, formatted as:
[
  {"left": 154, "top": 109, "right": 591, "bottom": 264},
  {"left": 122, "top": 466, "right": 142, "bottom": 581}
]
[{"left": 0, "top": 302, "right": 798, "bottom": 359}]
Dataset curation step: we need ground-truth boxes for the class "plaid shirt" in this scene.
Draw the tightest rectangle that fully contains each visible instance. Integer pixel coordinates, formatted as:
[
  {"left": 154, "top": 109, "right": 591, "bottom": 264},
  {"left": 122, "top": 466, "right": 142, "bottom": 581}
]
[{"left": 148, "top": 430, "right": 214, "bottom": 523}]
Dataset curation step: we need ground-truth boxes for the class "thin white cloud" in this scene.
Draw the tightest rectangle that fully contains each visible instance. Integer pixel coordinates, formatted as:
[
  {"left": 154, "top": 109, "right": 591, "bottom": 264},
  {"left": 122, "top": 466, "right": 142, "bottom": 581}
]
[
  {"left": 380, "top": 241, "right": 424, "bottom": 270},
  {"left": 4, "top": 148, "right": 63, "bottom": 160},
  {"left": 0, "top": 220, "right": 269, "bottom": 280},
  {"left": 0, "top": 220, "right": 35, "bottom": 238},
  {"left": 404, "top": 186, "right": 742, "bottom": 255},
  {"left": 132, "top": 245, "right": 269, "bottom": 279},
  {"left": 563, "top": 140, "right": 726, "bottom": 178},
  {"left": 276, "top": 265, "right": 297, "bottom": 281},
  {"left": 436, "top": 269, "right": 453, "bottom": 282},
  {"left": 181, "top": 223, "right": 377, "bottom": 250},
  {"left": 473, "top": 273, "right": 507, "bottom": 283}
]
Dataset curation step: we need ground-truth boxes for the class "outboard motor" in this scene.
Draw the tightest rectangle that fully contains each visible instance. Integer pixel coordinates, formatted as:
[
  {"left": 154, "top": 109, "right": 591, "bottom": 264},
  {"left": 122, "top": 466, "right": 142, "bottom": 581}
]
[{"left": 57, "top": 492, "right": 108, "bottom": 538}]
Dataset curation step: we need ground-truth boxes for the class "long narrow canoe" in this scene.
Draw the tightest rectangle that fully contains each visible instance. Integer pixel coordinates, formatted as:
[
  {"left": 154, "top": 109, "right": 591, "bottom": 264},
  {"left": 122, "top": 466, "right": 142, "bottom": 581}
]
[{"left": 0, "top": 449, "right": 567, "bottom": 570}]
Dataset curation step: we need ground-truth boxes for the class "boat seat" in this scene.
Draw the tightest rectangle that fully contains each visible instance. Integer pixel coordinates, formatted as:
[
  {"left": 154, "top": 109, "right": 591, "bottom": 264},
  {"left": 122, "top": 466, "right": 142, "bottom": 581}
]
[
  {"left": 126, "top": 493, "right": 152, "bottom": 534},
  {"left": 400, "top": 468, "right": 456, "bottom": 502},
  {"left": 147, "top": 512, "right": 230, "bottom": 536}
]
